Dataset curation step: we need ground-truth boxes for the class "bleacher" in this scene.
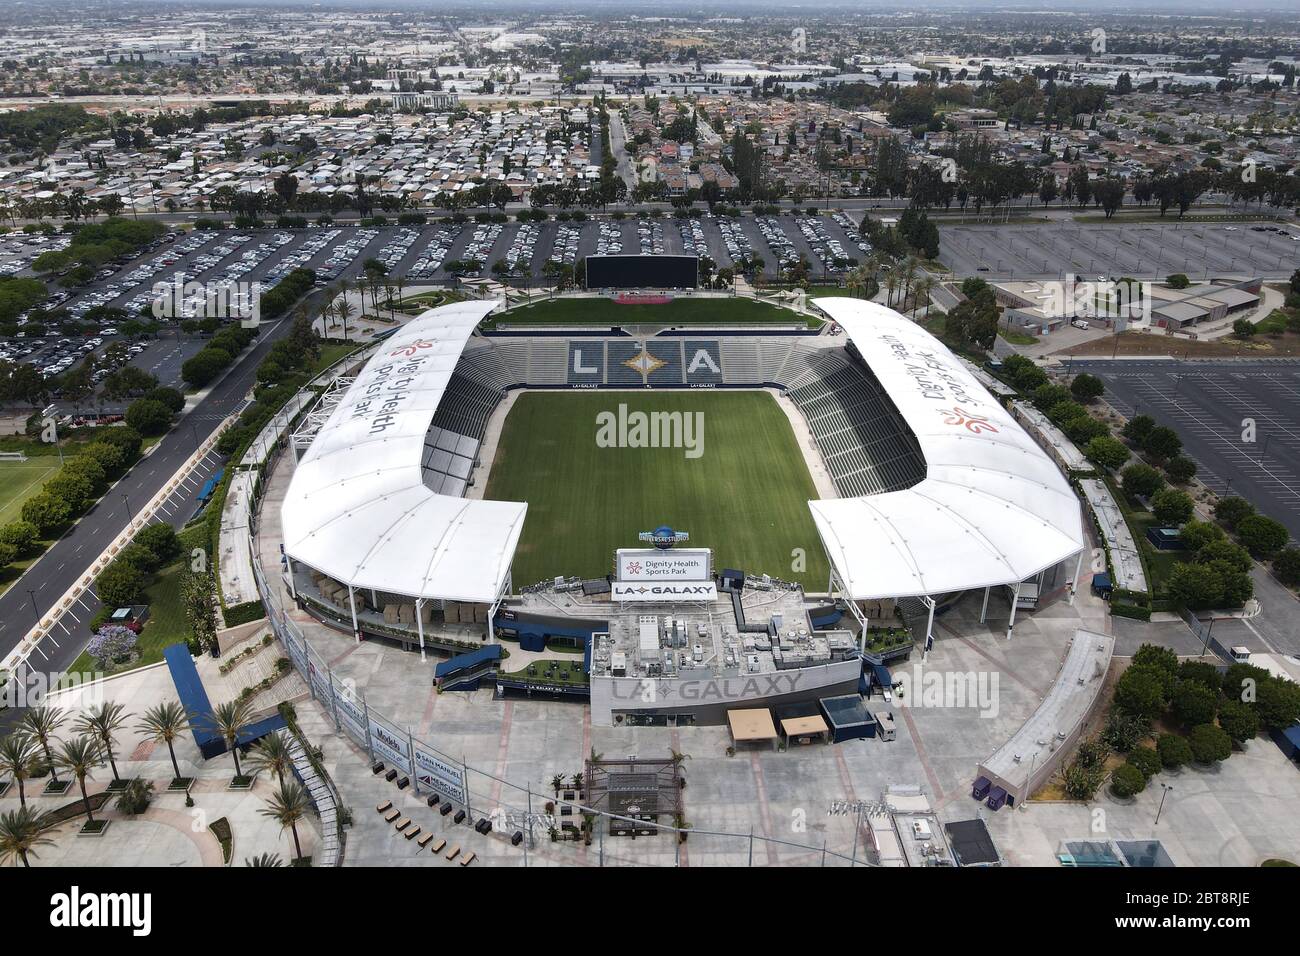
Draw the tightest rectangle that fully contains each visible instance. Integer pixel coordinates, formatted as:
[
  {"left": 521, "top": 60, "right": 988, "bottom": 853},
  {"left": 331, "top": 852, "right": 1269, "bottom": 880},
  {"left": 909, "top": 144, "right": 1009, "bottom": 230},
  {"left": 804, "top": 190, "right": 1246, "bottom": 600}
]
[{"left": 784, "top": 350, "right": 926, "bottom": 497}]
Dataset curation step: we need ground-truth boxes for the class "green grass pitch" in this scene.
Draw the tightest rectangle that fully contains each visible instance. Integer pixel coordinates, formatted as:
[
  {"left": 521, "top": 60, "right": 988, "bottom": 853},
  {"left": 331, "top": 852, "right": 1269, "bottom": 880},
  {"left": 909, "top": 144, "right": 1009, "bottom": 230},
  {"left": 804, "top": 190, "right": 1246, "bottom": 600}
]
[
  {"left": 484, "top": 390, "right": 830, "bottom": 591},
  {"left": 0, "top": 458, "right": 59, "bottom": 526}
]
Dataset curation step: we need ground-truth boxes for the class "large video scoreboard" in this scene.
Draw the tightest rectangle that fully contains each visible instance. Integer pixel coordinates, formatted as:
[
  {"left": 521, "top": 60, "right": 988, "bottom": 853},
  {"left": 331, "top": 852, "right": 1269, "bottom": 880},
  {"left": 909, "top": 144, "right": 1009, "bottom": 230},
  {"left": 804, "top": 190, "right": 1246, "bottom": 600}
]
[{"left": 585, "top": 254, "right": 699, "bottom": 290}]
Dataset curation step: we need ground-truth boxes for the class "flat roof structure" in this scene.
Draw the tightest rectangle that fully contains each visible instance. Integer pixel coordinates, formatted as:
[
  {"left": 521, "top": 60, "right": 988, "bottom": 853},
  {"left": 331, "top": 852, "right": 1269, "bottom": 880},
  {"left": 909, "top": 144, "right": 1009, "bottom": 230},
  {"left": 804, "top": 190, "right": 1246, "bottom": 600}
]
[
  {"left": 280, "top": 300, "right": 527, "bottom": 604},
  {"left": 727, "top": 707, "right": 778, "bottom": 743},
  {"left": 979, "top": 628, "right": 1114, "bottom": 803},
  {"left": 780, "top": 715, "right": 829, "bottom": 738},
  {"left": 809, "top": 298, "right": 1085, "bottom": 600},
  {"left": 1078, "top": 478, "right": 1148, "bottom": 593}
]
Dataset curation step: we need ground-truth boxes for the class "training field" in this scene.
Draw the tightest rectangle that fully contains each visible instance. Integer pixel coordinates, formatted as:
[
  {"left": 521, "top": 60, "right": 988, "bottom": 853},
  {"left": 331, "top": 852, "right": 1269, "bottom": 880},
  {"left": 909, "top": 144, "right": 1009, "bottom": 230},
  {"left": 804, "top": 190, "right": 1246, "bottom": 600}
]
[
  {"left": 0, "top": 458, "right": 59, "bottom": 526},
  {"left": 484, "top": 390, "right": 830, "bottom": 590}
]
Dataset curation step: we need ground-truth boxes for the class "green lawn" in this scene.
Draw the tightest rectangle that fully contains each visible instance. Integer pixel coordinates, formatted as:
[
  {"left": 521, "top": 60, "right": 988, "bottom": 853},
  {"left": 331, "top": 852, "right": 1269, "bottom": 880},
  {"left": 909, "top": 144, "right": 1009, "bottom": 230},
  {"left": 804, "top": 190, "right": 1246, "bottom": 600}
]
[
  {"left": 484, "top": 391, "right": 829, "bottom": 590},
  {"left": 491, "top": 295, "right": 820, "bottom": 328},
  {"left": 0, "top": 458, "right": 59, "bottom": 526},
  {"left": 68, "top": 561, "right": 191, "bottom": 677}
]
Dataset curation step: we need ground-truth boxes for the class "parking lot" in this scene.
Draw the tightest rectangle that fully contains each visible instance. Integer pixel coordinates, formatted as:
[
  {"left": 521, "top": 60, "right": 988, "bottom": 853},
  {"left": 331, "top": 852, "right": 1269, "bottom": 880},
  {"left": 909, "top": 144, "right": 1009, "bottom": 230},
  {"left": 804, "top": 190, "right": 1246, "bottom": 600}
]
[
  {"left": 0, "top": 213, "right": 879, "bottom": 404},
  {"left": 1071, "top": 358, "right": 1300, "bottom": 539},
  {"left": 941, "top": 221, "right": 1300, "bottom": 280}
]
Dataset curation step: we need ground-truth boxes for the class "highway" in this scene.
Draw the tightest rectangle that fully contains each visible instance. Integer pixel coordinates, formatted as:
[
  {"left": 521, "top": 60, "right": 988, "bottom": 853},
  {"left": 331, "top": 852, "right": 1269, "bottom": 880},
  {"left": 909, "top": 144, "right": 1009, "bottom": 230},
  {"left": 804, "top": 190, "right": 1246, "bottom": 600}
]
[{"left": 0, "top": 311, "right": 298, "bottom": 701}]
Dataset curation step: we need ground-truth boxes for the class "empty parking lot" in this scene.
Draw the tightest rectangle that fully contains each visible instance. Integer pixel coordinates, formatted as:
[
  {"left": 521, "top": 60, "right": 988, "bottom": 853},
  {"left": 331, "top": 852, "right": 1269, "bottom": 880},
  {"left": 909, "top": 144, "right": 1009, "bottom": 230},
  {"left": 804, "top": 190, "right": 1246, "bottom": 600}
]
[
  {"left": 1071, "top": 358, "right": 1300, "bottom": 539},
  {"left": 941, "top": 221, "right": 1299, "bottom": 280}
]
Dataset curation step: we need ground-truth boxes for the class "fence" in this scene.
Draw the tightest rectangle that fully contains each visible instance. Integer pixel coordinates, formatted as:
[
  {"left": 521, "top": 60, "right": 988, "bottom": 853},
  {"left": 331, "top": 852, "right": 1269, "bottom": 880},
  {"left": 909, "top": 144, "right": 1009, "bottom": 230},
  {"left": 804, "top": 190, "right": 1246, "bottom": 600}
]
[{"left": 245, "top": 347, "right": 881, "bottom": 867}]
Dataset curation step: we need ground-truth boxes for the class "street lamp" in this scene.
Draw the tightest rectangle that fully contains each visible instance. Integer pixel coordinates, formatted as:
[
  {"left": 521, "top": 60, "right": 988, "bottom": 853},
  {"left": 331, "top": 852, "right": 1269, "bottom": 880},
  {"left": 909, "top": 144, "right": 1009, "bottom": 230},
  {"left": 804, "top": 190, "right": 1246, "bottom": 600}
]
[
  {"left": 42, "top": 403, "right": 64, "bottom": 466},
  {"left": 120, "top": 494, "right": 134, "bottom": 522},
  {"left": 27, "top": 589, "right": 39, "bottom": 616},
  {"left": 1154, "top": 783, "right": 1174, "bottom": 825}
]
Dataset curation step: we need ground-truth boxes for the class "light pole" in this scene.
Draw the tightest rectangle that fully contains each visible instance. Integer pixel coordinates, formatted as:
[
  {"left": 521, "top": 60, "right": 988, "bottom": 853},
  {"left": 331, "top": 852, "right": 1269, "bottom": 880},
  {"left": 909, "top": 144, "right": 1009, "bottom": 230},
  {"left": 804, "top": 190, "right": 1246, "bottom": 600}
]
[
  {"left": 120, "top": 494, "right": 134, "bottom": 522},
  {"left": 27, "top": 589, "right": 39, "bottom": 616},
  {"left": 42, "top": 403, "right": 64, "bottom": 466},
  {"left": 1155, "top": 782, "right": 1173, "bottom": 825}
]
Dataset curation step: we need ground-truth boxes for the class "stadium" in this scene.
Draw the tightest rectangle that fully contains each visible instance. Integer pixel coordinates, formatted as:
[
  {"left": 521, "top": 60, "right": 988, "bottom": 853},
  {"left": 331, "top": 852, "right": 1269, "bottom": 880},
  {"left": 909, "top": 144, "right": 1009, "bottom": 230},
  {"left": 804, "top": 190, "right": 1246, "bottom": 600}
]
[{"left": 277, "top": 292, "right": 1086, "bottom": 726}]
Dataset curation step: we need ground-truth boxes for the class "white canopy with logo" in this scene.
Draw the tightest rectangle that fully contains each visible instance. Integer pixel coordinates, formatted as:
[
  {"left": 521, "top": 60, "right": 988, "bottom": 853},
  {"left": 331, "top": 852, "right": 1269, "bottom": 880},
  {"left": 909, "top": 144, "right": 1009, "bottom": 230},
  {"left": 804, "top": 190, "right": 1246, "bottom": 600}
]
[
  {"left": 280, "top": 300, "right": 526, "bottom": 604},
  {"left": 808, "top": 298, "right": 1085, "bottom": 600}
]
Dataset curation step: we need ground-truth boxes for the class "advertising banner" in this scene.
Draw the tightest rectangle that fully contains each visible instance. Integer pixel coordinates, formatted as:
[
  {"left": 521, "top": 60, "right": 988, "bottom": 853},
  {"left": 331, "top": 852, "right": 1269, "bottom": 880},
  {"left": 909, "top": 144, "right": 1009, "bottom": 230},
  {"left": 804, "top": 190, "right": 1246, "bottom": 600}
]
[
  {"left": 616, "top": 548, "right": 711, "bottom": 582},
  {"left": 413, "top": 743, "right": 467, "bottom": 804},
  {"left": 368, "top": 718, "right": 411, "bottom": 775},
  {"left": 611, "top": 581, "right": 718, "bottom": 602}
]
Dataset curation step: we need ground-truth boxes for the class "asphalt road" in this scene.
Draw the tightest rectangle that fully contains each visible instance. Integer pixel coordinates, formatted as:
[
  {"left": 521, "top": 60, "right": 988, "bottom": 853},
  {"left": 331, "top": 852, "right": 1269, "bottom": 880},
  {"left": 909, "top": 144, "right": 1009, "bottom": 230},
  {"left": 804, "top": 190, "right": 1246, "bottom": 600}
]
[
  {"left": 1071, "top": 358, "right": 1300, "bottom": 540},
  {"left": 0, "top": 311, "right": 297, "bottom": 697}
]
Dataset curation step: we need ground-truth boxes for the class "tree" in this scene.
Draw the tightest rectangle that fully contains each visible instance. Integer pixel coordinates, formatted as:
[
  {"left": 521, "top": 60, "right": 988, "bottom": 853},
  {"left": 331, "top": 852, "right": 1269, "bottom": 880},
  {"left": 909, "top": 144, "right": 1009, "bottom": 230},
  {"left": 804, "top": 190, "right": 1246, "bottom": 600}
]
[
  {"left": 1167, "top": 561, "right": 1225, "bottom": 610},
  {"left": 1237, "top": 514, "right": 1289, "bottom": 559},
  {"left": 1132, "top": 643, "right": 1180, "bottom": 680},
  {"left": 1121, "top": 463, "right": 1164, "bottom": 499},
  {"left": 205, "top": 699, "right": 255, "bottom": 780},
  {"left": 1187, "top": 723, "right": 1231, "bottom": 763},
  {"left": 1115, "top": 665, "right": 1169, "bottom": 720},
  {"left": 1255, "top": 677, "right": 1300, "bottom": 730},
  {"left": 1217, "top": 700, "right": 1260, "bottom": 744},
  {"left": 1214, "top": 496, "right": 1255, "bottom": 530},
  {"left": 1110, "top": 763, "right": 1146, "bottom": 798},
  {"left": 260, "top": 780, "right": 311, "bottom": 863},
  {"left": 1143, "top": 425, "right": 1182, "bottom": 460},
  {"left": 1122, "top": 414, "right": 1156, "bottom": 445},
  {"left": 94, "top": 558, "right": 146, "bottom": 610},
  {"left": 125, "top": 397, "right": 172, "bottom": 436},
  {"left": 0, "top": 734, "right": 40, "bottom": 808},
  {"left": 0, "top": 520, "right": 38, "bottom": 557},
  {"left": 1070, "top": 373, "right": 1104, "bottom": 403},
  {"left": 21, "top": 492, "right": 71, "bottom": 536},
  {"left": 53, "top": 735, "right": 103, "bottom": 825},
  {"left": 134, "top": 523, "right": 181, "bottom": 564},
  {"left": 136, "top": 701, "right": 190, "bottom": 783},
  {"left": 246, "top": 852, "right": 284, "bottom": 867},
  {"left": 86, "top": 625, "right": 137, "bottom": 671},
  {"left": 21, "top": 706, "right": 66, "bottom": 788},
  {"left": 1128, "top": 746, "right": 1162, "bottom": 780},
  {"left": 1157, "top": 733, "right": 1192, "bottom": 769},
  {"left": 1151, "top": 488, "right": 1193, "bottom": 526},
  {"left": 0, "top": 807, "right": 55, "bottom": 867},
  {"left": 1272, "top": 547, "right": 1300, "bottom": 586},
  {"left": 73, "top": 701, "right": 130, "bottom": 784},
  {"left": 247, "top": 731, "right": 293, "bottom": 786},
  {"left": 1232, "top": 318, "right": 1255, "bottom": 339},
  {"left": 1171, "top": 680, "right": 1219, "bottom": 727},
  {"left": 1086, "top": 435, "right": 1129, "bottom": 470},
  {"left": 1165, "top": 455, "right": 1197, "bottom": 484}
]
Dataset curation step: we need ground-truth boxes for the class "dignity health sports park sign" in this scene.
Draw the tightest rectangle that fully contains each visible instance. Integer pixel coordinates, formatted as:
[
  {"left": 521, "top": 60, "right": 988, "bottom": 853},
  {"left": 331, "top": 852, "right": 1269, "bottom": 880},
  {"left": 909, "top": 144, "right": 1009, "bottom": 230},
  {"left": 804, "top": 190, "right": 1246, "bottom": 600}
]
[{"left": 616, "top": 548, "right": 711, "bottom": 582}]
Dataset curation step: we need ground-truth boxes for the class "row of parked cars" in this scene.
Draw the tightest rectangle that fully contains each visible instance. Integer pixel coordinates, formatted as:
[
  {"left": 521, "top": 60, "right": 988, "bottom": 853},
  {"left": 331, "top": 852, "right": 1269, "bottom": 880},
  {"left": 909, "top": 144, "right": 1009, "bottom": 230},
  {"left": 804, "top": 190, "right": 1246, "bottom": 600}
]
[
  {"left": 505, "top": 223, "right": 540, "bottom": 271},
  {"left": 317, "top": 228, "right": 381, "bottom": 282},
  {"left": 718, "top": 217, "right": 756, "bottom": 267},
  {"left": 756, "top": 216, "right": 801, "bottom": 269},
  {"left": 636, "top": 219, "right": 666, "bottom": 256},
  {"left": 596, "top": 221, "right": 623, "bottom": 256},
  {"left": 548, "top": 224, "right": 582, "bottom": 267},
  {"left": 796, "top": 215, "right": 850, "bottom": 270},
  {"left": 407, "top": 227, "right": 463, "bottom": 280},
  {"left": 0, "top": 232, "right": 72, "bottom": 277}
]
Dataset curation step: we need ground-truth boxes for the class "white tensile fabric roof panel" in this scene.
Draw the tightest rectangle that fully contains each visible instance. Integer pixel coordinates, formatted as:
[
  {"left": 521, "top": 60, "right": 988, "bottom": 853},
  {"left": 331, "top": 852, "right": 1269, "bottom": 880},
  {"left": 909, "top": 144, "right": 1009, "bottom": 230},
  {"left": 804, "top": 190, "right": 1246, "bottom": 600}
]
[
  {"left": 809, "top": 298, "right": 1084, "bottom": 600},
  {"left": 281, "top": 300, "right": 526, "bottom": 603}
]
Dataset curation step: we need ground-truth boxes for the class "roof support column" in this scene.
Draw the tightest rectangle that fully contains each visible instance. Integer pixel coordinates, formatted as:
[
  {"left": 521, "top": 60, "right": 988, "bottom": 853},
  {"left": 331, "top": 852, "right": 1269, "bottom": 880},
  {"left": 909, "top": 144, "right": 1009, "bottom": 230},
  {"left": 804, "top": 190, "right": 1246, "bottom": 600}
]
[
  {"left": 348, "top": 584, "right": 360, "bottom": 643},
  {"left": 1006, "top": 582, "right": 1021, "bottom": 641},
  {"left": 922, "top": 596, "right": 936, "bottom": 662},
  {"left": 286, "top": 556, "right": 297, "bottom": 600},
  {"left": 1069, "top": 550, "right": 1084, "bottom": 606},
  {"left": 415, "top": 598, "right": 426, "bottom": 662},
  {"left": 980, "top": 585, "right": 990, "bottom": 624}
]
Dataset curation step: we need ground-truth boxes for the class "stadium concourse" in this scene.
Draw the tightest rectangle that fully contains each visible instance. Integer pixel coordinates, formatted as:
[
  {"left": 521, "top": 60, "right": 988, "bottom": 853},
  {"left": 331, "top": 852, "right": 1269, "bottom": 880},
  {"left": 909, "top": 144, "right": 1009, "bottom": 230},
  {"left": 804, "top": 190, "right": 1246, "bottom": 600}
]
[{"left": 274, "top": 295, "right": 1087, "bottom": 708}]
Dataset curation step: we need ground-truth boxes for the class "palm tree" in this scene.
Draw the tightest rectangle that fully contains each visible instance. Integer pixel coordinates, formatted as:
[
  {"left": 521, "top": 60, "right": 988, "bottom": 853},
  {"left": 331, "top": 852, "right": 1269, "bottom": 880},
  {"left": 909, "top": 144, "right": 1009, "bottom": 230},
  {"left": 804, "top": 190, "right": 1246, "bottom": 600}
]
[
  {"left": 247, "top": 731, "right": 293, "bottom": 786},
  {"left": 0, "top": 734, "right": 39, "bottom": 808},
  {"left": 137, "top": 701, "right": 190, "bottom": 784},
  {"left": 207, "top": 699, "right": 255, "bottom": 780},
  {"left": 21, "top": 706, "right": 66, "bottom": 788},
  {"left": 54, "top": 736, "right": 103, "bottom": 826},
  {"left": 260, "top": 781, "right": 310, "bottom": 863},
  {"left": 245, "top": 852, "right": 284, "bottom": 867},
  {"left": 914, "top": 275, "right": 936, "bottom": 320},
  {"left": 334, "top": 298, "right": 354, "bottom": 343},
  {"left": 0, "top": 807, "right": 54, "bottom": 867},
  {"left": 73, "top": 701, "right": 130, "bottom": 785}
]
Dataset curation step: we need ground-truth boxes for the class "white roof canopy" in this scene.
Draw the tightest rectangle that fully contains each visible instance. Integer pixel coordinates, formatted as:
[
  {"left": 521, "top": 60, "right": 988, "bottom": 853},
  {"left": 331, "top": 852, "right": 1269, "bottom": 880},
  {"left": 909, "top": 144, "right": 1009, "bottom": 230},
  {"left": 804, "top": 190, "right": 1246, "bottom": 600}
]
[
  {"left": 809, "top": 298, "right": 1084, "bottom": 600},
  {"left": 281, "top": 300, "right": 526, "bottom": 604}
]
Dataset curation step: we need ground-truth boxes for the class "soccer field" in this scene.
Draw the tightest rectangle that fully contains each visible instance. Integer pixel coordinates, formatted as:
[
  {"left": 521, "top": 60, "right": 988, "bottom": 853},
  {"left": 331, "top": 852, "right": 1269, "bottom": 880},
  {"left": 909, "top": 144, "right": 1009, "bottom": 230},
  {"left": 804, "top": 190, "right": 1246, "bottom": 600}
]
[
  {"left": 484, "top": 390, "right": 830, "bottom": 590},
  {"left": 0, "top": 458, "right": 59, "bottom": 527}
]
